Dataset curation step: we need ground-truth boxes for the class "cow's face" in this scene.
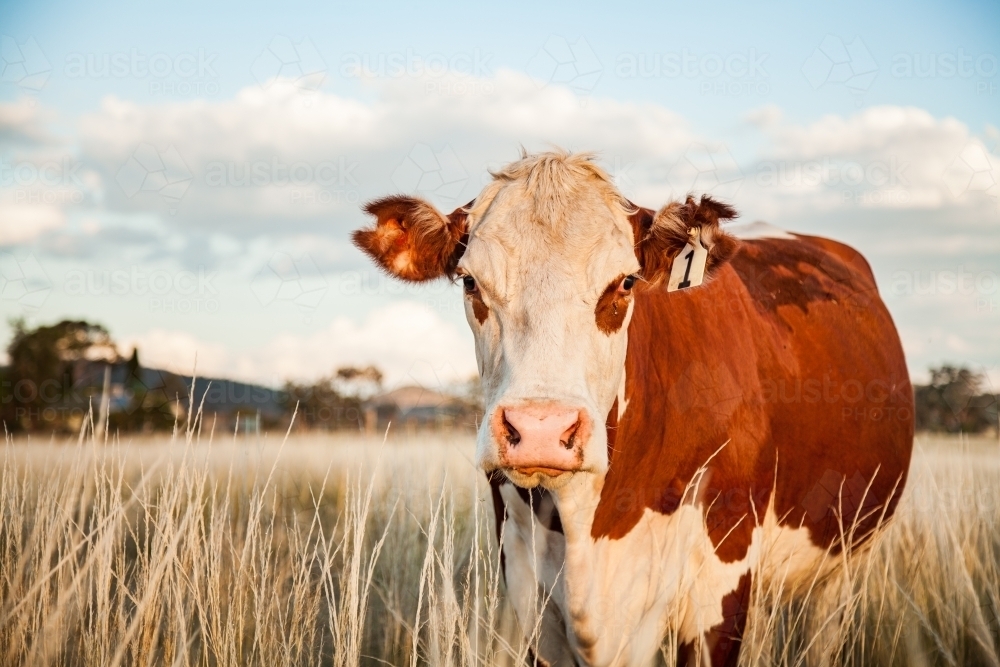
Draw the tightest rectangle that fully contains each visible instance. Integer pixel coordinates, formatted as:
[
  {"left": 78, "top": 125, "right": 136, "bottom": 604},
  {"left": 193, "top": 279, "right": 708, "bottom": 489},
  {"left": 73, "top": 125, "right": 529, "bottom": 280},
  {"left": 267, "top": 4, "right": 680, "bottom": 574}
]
[{"left": 353, "top": 152, "right": 738, "bottom": 489}]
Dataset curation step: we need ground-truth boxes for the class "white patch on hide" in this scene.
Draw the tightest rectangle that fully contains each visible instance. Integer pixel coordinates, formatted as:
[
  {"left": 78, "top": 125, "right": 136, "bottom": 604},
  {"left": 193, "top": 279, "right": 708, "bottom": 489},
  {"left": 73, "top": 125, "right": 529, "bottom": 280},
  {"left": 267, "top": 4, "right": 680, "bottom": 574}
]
[{"left": 503, "top": 482, "right": 830, "bottom": 667}]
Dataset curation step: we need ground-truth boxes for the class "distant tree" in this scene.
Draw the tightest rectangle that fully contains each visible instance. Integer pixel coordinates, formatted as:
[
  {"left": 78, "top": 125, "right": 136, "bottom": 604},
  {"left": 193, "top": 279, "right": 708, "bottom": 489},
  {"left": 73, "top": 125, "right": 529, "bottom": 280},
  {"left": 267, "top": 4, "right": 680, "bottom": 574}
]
[
  {"left": 108, "top": 347, "right": 189, "bottom": 433},
  {"left": 126, "top": 347, "right": 140, "bottom": 379},
  {"left": 914, "top": 365, "right": 998, "bottom": 433},
  {"left": 7, "top": 318, "right": 116, "bottom": 377},
  {"left": 2, "top": 319, "right": 120, "bottom": 431},
  {"left": 280, "top": 366, "right": 392, "bottom": 431},
  {"left": 334, "top": 365, "right": 383, "bottom": 399}
]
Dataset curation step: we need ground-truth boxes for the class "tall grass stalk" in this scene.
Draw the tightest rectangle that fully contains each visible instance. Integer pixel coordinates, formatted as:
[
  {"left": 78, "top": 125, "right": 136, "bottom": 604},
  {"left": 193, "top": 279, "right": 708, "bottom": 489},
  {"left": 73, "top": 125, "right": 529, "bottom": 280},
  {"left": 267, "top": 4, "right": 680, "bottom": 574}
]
[{"left": 1, "top": 417, "right": 998, "bottom": 666}]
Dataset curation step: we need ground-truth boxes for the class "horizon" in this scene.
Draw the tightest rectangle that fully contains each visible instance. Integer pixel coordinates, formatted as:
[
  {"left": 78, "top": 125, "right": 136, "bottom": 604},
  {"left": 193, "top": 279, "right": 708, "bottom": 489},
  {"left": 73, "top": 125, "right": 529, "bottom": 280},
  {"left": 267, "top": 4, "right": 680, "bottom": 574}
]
[{"left": 1, "top": 0, "right": 998, "bottom": 391}]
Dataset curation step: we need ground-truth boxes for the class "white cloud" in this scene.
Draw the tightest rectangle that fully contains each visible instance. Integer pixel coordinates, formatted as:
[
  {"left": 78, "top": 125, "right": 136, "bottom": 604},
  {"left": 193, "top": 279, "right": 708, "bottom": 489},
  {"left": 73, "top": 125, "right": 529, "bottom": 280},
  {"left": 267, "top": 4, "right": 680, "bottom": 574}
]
[
  {"left": 743, "top": 103, "right": 783, "bottom": 128},
  {"left": 0, "top": 98, "right": 55, "bottom": 144},
  {"left": 73, "top": 71, "right": 694, "bottom": 228},
  {"left": 4, "top": 75, "right": 998, "bottom": 389},
  {"left": 0, "top": 203, "right": 64, "bottom": 245},
  {"left": 120, "top": 300, "right": 476, "bottom": 389},
  {"left": 899, "top": 322, "right": 1000, "bottom": 390},
  {"left": 6, "top": 75, "right": 993, "bottom": 244},
  {"left": 867, "top": 233, "right": 1000, "bottom": 257},
  {"left": 117, "top": 328, "right": 228, "bottom": 378},
  {"left": 740, "top": 106, "right": 1000, "bottom": 214}
]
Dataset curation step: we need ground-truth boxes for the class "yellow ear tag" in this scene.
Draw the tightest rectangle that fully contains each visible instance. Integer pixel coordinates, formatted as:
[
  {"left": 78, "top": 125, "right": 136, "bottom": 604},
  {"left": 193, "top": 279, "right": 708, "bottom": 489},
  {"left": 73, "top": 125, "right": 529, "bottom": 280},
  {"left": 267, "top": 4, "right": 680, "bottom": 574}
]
[{"left": 667, "top": 227, "right": 708, "bottom": 292}]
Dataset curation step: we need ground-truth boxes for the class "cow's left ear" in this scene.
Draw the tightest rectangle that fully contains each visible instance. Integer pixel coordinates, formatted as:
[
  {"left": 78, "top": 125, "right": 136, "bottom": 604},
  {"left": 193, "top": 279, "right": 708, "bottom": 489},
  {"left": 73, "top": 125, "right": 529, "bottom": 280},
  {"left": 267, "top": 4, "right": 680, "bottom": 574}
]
[
  {"left": 630, "top": 195, "right": 740, "bottom": 288},
  {"left": 352, "top": 196, "right": 469, "bottom": 282}
]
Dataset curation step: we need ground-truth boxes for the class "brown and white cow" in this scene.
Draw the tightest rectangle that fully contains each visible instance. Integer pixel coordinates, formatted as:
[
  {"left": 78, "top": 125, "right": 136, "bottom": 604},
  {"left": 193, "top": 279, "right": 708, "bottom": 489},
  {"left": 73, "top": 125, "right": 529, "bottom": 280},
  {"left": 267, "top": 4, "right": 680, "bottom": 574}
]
[{"left": 353, "top": 150, "right": 913, "bottom": 667}]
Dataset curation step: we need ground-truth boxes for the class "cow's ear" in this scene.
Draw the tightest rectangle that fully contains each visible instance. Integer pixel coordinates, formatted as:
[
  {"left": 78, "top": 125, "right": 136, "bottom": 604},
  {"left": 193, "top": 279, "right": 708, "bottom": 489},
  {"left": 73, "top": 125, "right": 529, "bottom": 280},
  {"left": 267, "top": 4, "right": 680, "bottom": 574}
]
[
  {"left": 631, "top": 195, "right": 740, "bottom": 288},
  {"left": 352, "top": 196, "right": 469, "bottom": 282}
]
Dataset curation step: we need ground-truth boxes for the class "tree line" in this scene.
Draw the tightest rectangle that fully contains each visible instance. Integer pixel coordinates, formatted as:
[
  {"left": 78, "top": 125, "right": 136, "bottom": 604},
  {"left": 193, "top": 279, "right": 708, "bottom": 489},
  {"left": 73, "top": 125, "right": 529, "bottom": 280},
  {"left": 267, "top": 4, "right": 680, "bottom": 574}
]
[
  {"left": 1, "top": 319, "right": 997, "bottom": 436},
  {"left": 0, "top": 319, "right": 393, "bottom": 434}
]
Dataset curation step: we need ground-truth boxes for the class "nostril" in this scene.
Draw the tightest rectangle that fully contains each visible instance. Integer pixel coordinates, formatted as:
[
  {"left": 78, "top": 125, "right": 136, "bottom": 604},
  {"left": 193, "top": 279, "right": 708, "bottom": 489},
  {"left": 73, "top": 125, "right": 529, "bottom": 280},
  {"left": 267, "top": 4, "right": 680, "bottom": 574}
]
[
  {"left": 502, "top": 412, "right": 522, "bottom": 446},
  {"left": 560, "top": 419, "right": 581, "bottom": 450}
]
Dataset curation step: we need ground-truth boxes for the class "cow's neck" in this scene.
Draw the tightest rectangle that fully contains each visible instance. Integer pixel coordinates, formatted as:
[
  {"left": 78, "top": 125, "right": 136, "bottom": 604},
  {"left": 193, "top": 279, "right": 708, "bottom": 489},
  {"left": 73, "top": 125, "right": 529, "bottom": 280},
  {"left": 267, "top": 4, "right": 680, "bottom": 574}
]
[
  {"left": 547, "top": 471, "right": 608, "bottom": 636},
  {"left": 542, "top": 360, "right": 628, "bottom": 629},
  {"left": 535, "top": 343, "right": 676, "bottom": 646}
]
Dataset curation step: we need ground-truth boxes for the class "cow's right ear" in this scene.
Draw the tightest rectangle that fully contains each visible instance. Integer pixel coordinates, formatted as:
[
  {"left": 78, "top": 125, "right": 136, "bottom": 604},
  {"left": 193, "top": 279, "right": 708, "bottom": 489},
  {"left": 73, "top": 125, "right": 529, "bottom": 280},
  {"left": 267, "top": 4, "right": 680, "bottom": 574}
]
[
  {"left": 629, "top": 195, "right": 740, "bottom": 288},
  {"left": 352, "top": 196, "right": 469, "bottom": 282}
]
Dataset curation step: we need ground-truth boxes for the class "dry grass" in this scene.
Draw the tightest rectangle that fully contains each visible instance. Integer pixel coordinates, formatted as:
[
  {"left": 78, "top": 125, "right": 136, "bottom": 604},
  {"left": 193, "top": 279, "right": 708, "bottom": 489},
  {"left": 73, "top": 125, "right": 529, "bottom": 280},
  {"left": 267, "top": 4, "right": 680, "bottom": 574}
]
[
  {"left": 1, "top": 415, "right": 999, "bottom": 666},
  {"left": 743, "top": 435, "right": 1000, "bottom": 667}
]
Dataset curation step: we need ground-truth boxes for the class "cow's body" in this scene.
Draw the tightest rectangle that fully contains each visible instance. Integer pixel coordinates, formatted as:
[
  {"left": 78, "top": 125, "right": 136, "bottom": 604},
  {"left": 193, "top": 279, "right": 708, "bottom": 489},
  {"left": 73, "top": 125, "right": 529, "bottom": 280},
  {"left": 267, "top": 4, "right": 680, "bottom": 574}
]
[
  {"left": 489, "top": 222, "right": 913, "bottom": 666},
  {"left": 353, "top": 151, "right": 913, "bottom": 667}
]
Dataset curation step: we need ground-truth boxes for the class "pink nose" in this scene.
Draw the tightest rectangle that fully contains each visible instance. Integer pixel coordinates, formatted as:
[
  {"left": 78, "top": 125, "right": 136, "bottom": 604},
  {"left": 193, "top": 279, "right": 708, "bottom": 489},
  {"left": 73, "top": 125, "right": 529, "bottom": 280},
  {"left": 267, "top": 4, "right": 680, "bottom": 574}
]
[{"left": 494, "top": 403, "right": 590, "bottom": 476}]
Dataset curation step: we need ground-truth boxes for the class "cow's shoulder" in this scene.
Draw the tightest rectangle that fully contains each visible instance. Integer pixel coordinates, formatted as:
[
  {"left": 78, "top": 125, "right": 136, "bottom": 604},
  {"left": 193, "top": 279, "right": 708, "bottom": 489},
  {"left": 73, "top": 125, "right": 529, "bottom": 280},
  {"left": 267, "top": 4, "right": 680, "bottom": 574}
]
[
  {"left": 726, "top": 230, "right": 878, "bottom": 318},
  {"left": 792, "top": 233, "right": 876, "bottom": 283}
]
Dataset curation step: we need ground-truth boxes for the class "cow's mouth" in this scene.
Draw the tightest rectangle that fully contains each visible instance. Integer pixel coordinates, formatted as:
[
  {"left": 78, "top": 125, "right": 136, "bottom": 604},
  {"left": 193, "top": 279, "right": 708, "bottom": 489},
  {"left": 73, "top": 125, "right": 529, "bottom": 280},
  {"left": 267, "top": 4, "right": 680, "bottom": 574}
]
[
  {"left": 511, "top": 465, "right": 575, "bottom": 477},
  {"left": 500, "top": 464, "right": 584, "bottom": 490}
]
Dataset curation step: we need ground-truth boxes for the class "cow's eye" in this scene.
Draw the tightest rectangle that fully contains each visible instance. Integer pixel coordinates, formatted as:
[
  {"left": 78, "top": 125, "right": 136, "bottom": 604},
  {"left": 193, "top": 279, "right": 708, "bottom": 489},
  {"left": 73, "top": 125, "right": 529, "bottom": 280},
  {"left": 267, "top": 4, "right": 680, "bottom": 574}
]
[
  {"left": 621, "top": 275, "right": 637, "bottom": 291},
  {"left": 462, "top": 275, "right": 478, "bottom": 294}
]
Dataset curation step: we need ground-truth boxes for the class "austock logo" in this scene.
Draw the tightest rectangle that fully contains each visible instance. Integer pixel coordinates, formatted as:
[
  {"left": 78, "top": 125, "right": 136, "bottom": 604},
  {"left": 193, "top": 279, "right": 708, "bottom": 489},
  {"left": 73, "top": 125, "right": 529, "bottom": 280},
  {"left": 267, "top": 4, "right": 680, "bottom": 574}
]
[
  {"left": 251, "top": 35, "right": 326, "bottom": 93},
  {"left": 890, "top": 49, "right": 997, "bottom": 84},
  {"left": 802, "top": 35, "right": 878, "bottom": 103},
  {"left": 339, "top": 48, "right": 496, "bottom": 97},
  {"left": 116, "top": 143, "right": 193, "bottom": 213},
  {"left": 250, "top": 252, "right": 328, "bottom": 323},
  {"left": 339, "top": 48, "right": 494, "bottom": 79},
  {"left": 391, "top": 143, "right": 469, "bottom": 204},
  {"left": 1, "top": 156, "right": 89, "bottom": 205},
  {"left": 120, "top": 368, "right": 196, "bottom": 417},
  {"left": 606, "top": 155, "right": 637, "bottom": 197},
  {"left": 64, "top": 48, "right": 219, "bottom": 97},
  {"left": 890, "top": 267, "right": 998, "bottom": 298},
  {"left": 943, "top": 142, "right": 999, "bottom": 203},
  {"left": 614, "top": 47, "right": 770, "bottom": 97},
  {"left": 754, "top": 157, "right": 910, "bottom": 188},
  {"left": 669, "top": 143, "right": 744, "bottom": 200},
  {"left": 203, "top": 155, "right": 361, "bottom": 205},
  {"left": 335, "top": 270, "right": 464, "bottom": 317},
  {"left": 63, "top": 266, "right": 221, "bottom": 315},
  {"left": 754, "top": 155, "right": 912, "bottom": 207},
  {"left": 526, "top": 35, "right": 603, "bottom": 95},
  {"left": 763, "top": 376, "right": 913, "bottom": 423},
  {"left": 1, "top": 369, "right": 183, "bottom": 421},
  {"left": 664, "top": 359, "right": 911, "bottom": 423},
  {"left": 0, "top": 252, "right": 52, "bottom": 308},
  {"left": 0, "top": 35, "right": 51, "bottom": 91}
]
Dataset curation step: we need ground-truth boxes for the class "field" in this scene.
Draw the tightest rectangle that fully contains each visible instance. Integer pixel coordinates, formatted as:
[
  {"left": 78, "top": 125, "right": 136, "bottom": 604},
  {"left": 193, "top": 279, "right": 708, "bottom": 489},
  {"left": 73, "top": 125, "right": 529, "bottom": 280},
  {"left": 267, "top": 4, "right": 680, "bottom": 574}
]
[{"left": 2, "top": 419, "right": 999, "bottom": 666}]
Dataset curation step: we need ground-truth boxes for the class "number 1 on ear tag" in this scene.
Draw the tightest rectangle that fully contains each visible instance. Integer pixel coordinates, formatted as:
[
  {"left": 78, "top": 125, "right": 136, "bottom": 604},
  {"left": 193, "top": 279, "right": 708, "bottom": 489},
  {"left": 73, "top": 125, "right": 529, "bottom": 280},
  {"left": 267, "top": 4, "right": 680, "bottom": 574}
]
[{"left": 667, "top": 227, "right": 709, "bottom": 292}]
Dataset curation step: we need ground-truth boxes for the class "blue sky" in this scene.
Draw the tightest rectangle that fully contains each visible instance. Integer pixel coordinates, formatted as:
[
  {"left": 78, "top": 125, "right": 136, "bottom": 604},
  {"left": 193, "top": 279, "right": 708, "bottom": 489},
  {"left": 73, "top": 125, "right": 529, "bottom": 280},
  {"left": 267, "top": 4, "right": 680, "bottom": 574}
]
[
  {"left": 5, "top": 0, "right": 998, "bottom": 126},
  {"left": 1, "top": 0, "right": 998, "bottom": 389}
]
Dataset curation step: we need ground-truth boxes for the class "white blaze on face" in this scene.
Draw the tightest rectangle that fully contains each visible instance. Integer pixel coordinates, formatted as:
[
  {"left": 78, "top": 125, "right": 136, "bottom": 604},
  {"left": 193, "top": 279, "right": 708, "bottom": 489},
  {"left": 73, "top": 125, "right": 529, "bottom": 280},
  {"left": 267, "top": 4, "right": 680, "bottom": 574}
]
[{"left": 456, "top": 156, "right": 640, "bottom": 480}]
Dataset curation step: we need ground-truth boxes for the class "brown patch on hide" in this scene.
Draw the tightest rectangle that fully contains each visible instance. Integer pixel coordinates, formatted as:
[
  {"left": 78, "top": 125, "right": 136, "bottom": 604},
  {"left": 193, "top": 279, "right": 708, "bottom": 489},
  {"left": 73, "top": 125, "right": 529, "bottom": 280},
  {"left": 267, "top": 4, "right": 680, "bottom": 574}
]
[
  {"left": 594, "top": 274, "right": 630, "bottom": 334},
  {"left": 591, "top": 234, "right": 912, "bottom": 565},
  {"left": 470, "top": 291, "right": 489, "bottom": 324}
]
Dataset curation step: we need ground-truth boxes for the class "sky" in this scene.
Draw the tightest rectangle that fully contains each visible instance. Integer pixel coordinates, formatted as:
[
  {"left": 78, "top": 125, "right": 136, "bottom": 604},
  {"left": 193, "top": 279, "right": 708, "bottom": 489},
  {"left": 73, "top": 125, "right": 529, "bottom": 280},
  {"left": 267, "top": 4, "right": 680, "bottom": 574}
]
[{"left": 1, "top": 0, "right": 998, "bottom": 392}]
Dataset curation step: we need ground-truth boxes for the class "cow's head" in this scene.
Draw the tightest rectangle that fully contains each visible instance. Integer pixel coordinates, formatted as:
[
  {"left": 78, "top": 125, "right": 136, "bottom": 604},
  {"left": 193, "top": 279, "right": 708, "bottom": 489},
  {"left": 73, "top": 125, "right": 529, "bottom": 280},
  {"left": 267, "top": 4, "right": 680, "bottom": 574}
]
[{"left": 353, "top": 151, "right": 738, "bottom": 489}]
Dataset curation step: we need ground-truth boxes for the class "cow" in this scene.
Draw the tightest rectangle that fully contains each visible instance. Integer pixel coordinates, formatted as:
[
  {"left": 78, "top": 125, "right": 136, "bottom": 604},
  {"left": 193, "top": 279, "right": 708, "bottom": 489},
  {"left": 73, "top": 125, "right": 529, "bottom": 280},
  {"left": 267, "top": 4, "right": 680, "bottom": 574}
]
[{"left": 352, "top": 150, "right": 913, "bottom": 667}]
